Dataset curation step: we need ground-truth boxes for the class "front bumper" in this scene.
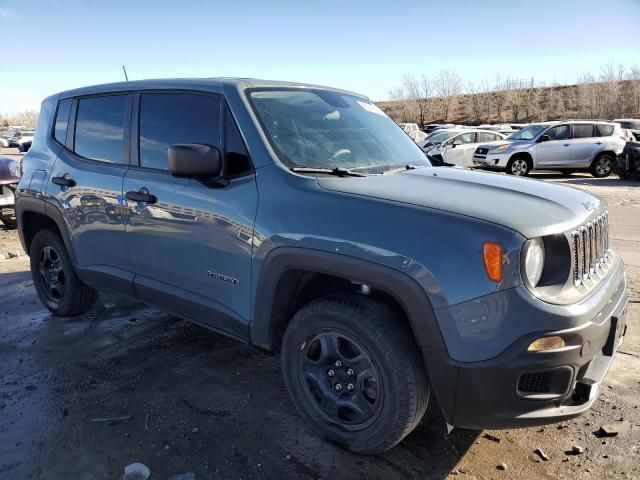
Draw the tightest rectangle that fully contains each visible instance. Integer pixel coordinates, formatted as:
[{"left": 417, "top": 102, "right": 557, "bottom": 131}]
[
  {"left": 473, "top": 151, "right": 510, "bottom": 169},
  {"left": 424, "top": 258, "right": 628, "bottom": 429}
]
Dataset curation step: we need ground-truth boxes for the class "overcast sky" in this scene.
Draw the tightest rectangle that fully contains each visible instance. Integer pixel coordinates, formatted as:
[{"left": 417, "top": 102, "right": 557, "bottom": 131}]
[{"left": 1, "top": 0, "right": 639, "bottom": 113}]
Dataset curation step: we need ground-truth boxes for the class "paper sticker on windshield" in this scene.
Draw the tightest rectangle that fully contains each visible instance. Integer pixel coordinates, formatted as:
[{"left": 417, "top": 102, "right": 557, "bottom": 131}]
[{"left": 357, "top": 101, "right": 386, "bottom": 116}]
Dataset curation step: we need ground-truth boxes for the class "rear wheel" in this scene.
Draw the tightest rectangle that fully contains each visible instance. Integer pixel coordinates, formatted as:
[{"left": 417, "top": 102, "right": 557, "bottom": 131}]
[
  {"left": 281, "top": 294, "right": 429, "bottom": 454},
  {"left": 506, "top": 156, "right": 531, "bottom": 176},
  {"left": 30, "top": 229, "right": 97, "bottom": 316},
  {"left": 590, "top": 153, "right": 613, "bottom": 178}
]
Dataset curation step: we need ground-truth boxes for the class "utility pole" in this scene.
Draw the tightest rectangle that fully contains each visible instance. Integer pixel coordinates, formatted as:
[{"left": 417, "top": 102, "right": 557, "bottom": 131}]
[{"left": 122, "top": 65, "right": 129, "bottom": 82}]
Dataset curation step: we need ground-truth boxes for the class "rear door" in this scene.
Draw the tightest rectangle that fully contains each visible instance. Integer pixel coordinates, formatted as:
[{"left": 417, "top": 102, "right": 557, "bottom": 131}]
[
  {"left": 123, "top": 91, "right": 257, "bottom": 338},
  {"left": 45, "top": 93, "right": 133, "bottom": 294},
  {"left": 534, "top": 124, "right": 571, "bottom": 167},
  {"left": 570, "top": 123, "right": 597, "bottom": 166}
]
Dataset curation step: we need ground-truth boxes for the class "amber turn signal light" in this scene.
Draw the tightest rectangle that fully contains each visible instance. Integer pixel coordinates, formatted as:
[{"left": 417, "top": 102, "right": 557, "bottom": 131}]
[
  {"left": 527, "top": 336, "right": 566, "bottom": 352},
  {"left": 482, "top": 242, "right": 503, "bottom": 282}
]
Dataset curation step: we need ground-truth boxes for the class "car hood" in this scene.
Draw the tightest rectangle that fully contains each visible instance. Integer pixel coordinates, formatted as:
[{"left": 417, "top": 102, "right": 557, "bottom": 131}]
[{"left": 317, "top": 167, "right": 603, "bottom": 238}]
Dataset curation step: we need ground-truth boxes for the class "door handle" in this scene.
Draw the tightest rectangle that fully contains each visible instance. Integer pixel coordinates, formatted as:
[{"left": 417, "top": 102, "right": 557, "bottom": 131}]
[
  {"left": 595, "top": 142, "right": 603, "bottom": 145},
  {"left": 125, "top": 188, "right": 157, "bottom": 204},
  {"left": 51, "top": 176, "right": 76, "bottom": 187},
  {"left": 562, "top": 144, "right": 570, "bottom": 147}
]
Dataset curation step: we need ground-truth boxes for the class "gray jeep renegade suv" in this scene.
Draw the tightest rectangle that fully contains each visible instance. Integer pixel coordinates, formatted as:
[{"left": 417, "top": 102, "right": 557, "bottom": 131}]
[{"left": 16, "top": 79, "right": 628, "bottom": 454}]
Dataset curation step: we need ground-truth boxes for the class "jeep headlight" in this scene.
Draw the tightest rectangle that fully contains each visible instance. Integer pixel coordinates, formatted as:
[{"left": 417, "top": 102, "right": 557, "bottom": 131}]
[
  {"left": 488, "top": 145, "right": 510, "bottom": 154},
  {"left": 8, "top": 160, "right": 21, "bottom": 178},
  {"left": 522, "top": 238, "right": 545, "bottom": 287}
]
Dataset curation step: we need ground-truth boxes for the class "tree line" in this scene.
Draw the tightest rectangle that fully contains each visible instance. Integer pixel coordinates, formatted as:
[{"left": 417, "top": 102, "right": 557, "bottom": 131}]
[
  {"left": 382, "top": 62, "right": 640, "bottom": 126},
  {"left": 0, "top": 110, "right": 39, "bottom": 129}
]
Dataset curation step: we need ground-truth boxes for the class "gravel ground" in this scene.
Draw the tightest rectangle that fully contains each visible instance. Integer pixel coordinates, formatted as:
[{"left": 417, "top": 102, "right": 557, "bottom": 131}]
[{"left": 0, "top": 170, "right": 638, "bottom": 479}]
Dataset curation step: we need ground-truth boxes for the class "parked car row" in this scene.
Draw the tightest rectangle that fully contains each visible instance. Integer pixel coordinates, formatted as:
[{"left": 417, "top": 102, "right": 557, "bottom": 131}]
[
  {"left": 412, "top": 119, "right": 637, "bottom": 179},
  {"left": 0, "top": 155, "right": 20, "bottom": 228},
  {"left": 0, "top": 129, "right": 35, "bottom": 151}
]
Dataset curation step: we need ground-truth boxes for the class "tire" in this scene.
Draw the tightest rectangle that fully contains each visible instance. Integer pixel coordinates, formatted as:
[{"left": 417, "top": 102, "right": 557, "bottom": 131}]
[
  {"left": 281, "top": 294, "right": 429, "bottom": 454},
  {"left": 591, "top": 153, "right": 614, "bottom": 178},
  {"left": 558, "top": 169, "right": 576, "bottom": 176},
  {"left": 30, "top": 228, "right": 97, "bottom": 316},
  {"left": 0, "top": 212, "right": 17, "bottom": 229},
  {"left": 506, "top": 155, "right": 531, "bottom": 176}
]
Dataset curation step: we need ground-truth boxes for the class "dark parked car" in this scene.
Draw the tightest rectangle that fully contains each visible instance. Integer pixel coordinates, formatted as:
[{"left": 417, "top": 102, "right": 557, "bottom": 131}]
[
  {"left": 16, "top": 79, "right": 627, "bottom": 453},
  {"left": 0, "top": 155, "right": 21, "bottom": 228},
  {"left": 18, "top": 140, "right": 32, "bottom": 152},
  {"left": 613, "top": 141, "right": 640, "bottom": 181}
]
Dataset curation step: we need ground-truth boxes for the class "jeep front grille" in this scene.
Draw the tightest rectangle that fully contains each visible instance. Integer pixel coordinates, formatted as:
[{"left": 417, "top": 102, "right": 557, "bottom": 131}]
[{"left": 571, "top": 212, "right": 609, "bottom": 286}]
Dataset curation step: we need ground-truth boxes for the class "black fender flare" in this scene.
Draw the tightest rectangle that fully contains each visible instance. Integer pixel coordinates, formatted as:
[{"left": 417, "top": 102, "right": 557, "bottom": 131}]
[
  {"left": 15, "top": 196, "right": 79, "bottom": 266},
  {"left": 250, "top": 247, "right": 447, "bottom": 354}
]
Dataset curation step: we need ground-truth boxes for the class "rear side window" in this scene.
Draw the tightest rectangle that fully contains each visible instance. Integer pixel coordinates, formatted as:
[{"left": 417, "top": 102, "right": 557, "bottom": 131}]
[
  {"left": 477, "top": 132, "right": 498, "bottom": 143},
  {"left": 139, "top": 93, "right": 221, "bottom": 170},
  {"left": 573, "top": 124, "right": 594, "bottom": 139},
  {"left": 596, "top": 124, "right": 614, "bottom": 137},
  {"left": 74, "top": 95, "right": 127, "bottom": 163},
  {"left": 54, "top": 100, "right": 72, "bottom": 145}
]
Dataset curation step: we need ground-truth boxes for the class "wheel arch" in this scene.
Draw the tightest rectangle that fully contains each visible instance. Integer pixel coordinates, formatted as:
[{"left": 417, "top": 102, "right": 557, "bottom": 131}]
[
  {"left": 250, "top": 247, "right": 446, "bottom": 358},
  {"left": 591, "top": 149, "right": 616, "bottom": 163},
  {"left": 15, "top": 197, "right": 77, "bottom": 265}
]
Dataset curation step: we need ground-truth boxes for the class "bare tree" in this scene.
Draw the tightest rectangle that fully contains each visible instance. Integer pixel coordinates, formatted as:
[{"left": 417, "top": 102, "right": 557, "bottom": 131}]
[
  {"left": 388, "top": 85, "right": 414, "bottom": 123},
  {"left": 492, "top": 75, "right": 508, "bottom": 122},
  {"left": 433, "top": 69, "right": 462, "bottom": 120},
  {"left": 465, "top": 82, "right": 483, "bottom": 124},
  {"left": 401, "top": 74, "right": 433, "bottom": 127}
]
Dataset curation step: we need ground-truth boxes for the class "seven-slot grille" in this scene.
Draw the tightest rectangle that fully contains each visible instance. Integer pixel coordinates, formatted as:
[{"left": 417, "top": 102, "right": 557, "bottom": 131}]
[{"left": 571, "top": 211, "right": 609, "bottom": 286}]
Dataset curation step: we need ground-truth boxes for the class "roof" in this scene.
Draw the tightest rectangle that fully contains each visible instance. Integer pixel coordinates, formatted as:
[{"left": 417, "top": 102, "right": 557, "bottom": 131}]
[{"left": 58, "top": 77, "right": 366, "bottom": 100}]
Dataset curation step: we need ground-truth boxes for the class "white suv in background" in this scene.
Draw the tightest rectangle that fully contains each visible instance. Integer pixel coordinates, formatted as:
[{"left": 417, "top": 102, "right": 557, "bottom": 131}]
[
  {"left": 473, "top": 121, "right": 626, "bottom": 177},
  {"left": 420, "top": 129, "right": 506, "bottom": 167}
]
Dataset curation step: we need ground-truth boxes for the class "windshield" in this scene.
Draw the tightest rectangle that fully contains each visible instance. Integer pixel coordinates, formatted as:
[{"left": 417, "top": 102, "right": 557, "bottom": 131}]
[
  {"left": 249, "top": 89, "right": 430, "bottom": 174},
  {"left": 508, "top": 124, "right": 547, "bottom": 140}
]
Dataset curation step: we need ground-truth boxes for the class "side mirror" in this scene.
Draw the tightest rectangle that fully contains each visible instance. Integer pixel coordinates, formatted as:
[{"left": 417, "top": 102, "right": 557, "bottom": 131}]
[
  {"left": 168, "top": 144, "right": 222, "bottom": 178},
  {"left": 538, "top": 135, "right": 550, "bottom": 143}
]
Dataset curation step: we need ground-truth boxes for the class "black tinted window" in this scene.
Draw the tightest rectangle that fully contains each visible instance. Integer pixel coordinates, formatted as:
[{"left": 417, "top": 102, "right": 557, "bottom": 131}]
[
  {"left": 225, "top": 108, "right": 252, "bottom": 176},
  {"left": 546, "top": 125, "right": 569, "bottom": 141},
  {"left": 54, "top": 100, "right": 72, "bottom": 145},
  {"left": 74, "top": 95, "right": 127, "bottom": 163},
  {"left": 139, "top": 93, "right": 221, "bottom": 170},
  {"left": 596, "top": 124, "right": 614, "bottom": 137},
  {"left": 573, "top": 124, "right": 594, "bottom": 139}
]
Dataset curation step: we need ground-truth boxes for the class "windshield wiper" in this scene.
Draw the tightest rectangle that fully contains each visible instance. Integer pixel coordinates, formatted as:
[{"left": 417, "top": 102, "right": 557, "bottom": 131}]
[
  {"left": 382, "top": 164, "right": 425, "bottom": 174},
  {"left": 290, "top": 167, "right": 366, "bottom": 177}
]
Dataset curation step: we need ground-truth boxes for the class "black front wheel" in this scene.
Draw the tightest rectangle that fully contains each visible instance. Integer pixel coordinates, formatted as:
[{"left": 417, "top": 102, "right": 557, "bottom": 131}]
[
  {"left": 281, "top": 294, "right": 429, "bottom": 454},
  {"left": 30, "top": 229, "right": 97, "bottom": 316}
]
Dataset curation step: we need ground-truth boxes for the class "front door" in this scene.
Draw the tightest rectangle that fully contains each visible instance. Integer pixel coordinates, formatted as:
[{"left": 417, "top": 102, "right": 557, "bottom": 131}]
[
  {"left": 442, "top": 131, "right": 477, "bottom": 167},
  {"left": 123, "top": 92, "right": 257, "bottom": 338},
  {"left": 535, "top": 124, "right": 571, "bottom": 167}
]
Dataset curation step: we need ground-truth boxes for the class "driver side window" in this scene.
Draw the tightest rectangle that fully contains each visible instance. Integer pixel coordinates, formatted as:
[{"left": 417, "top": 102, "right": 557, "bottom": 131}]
[{"left": 545, "top": 125, "right": 569, "bottom": 141}]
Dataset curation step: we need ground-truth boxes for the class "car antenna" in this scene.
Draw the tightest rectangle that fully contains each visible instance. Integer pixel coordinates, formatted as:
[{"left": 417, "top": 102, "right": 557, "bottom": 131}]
[{"left": 122, "top": 65, "right": 129, "bottom": 82}]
